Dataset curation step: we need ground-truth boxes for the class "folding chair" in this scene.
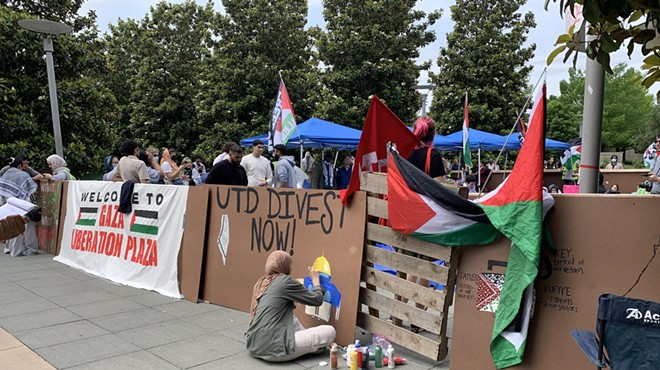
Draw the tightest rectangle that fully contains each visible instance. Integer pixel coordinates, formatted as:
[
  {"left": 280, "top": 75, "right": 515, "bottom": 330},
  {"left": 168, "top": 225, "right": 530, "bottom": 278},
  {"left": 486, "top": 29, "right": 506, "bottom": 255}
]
[{"left": 571, "top": 294, "right": 660, "bottom": 370}]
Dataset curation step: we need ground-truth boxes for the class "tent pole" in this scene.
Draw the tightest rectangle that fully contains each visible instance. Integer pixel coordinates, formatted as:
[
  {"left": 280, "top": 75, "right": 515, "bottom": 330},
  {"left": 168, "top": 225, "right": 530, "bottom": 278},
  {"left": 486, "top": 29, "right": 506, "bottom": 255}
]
[
  {"left": 300, "top": 143, "right": 303, "bottom": 168},
  {"left": 478, "top": 148, "right": 481, "bottom": 191},
  {"left": 504, "top": 152, "right": 509, "bottom": 180},
  {"left": 333, "top": 150, "right": 339, "bottom": 168}
]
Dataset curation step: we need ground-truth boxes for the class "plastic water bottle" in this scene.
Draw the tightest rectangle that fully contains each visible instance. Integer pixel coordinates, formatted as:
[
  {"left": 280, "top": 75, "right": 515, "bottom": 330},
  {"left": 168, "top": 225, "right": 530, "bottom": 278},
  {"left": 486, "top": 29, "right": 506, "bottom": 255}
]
[
  {"left": 374, "top": 345, "right": 383, "bottom": 368},
  {"left": 387, "top": 344, "right": 395, "bottom": 369}
]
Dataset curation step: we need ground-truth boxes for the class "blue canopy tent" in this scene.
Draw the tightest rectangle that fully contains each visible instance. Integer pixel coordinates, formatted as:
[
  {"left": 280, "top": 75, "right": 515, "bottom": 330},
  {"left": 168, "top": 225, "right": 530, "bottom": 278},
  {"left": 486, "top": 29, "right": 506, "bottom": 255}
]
[
  {"left": 444, "top": 128, "right": 509, "bottom": 151},
  {"left": 240, "top": 117, "right": 362, "bottom": 149}
]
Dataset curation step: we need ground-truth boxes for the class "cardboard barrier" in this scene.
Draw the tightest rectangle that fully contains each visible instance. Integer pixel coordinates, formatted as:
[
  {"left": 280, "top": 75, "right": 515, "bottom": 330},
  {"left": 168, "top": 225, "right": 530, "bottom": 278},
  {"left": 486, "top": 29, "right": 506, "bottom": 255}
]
[
  {"left": 200, "top": 185, "right": 367, "bottom": 346},
  {"left": 357, "top": 172, "right": 458, "bottom": 361},
  {"left": 34, "top": 180, "right": 64, "bottom": 255},
  {"left": 450, "top": 194, "right": 660, "bottom": 369}
]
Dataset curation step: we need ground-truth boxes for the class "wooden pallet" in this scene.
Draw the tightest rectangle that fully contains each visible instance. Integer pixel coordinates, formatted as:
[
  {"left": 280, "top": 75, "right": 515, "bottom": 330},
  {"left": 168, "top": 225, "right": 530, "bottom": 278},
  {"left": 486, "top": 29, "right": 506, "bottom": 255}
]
[{"left": 357, "top": 172, "right": 459, "bottom": 361}]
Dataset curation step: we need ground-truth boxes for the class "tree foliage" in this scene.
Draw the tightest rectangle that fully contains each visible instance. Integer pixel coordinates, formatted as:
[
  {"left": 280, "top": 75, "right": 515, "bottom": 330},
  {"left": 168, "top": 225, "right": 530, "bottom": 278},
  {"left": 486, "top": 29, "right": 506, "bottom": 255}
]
[
  {"left": 194, "top": 0, "right": 317, "bottom": 159},
  {"left": 104, "top": 1, "right": 219, "bottom": 157},
  {"left": 430, "top": 0, "right": 536, "bottom": 135},
  {"left": 316, "top": 0, "right": 440, "bottom": 128},
  {"left": 0, "top": 0, "right": 118, "bottom": 176},
  {"left": 546, "top": 64, "right": 655, "bottom": 152},
  {"left": 545, "top": 0, "right": 660, "bottom": 96}
]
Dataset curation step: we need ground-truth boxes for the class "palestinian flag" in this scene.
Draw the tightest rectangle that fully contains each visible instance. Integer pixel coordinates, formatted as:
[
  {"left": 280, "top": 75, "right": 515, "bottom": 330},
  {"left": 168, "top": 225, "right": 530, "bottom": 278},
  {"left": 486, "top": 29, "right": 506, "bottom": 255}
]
[
  {"left": 76, "top": 207, "right": 98, "bottom": 227},
  {"left": 462, "top": 92, "right": 472, "bottom": 168},
  {"left": 560, "top": 144, "right": 581, "bottom": 169},
  {"left": 477, "top": 82, "right": 546, "bottom": 369},
  {"left": 269, "top": 77, "right": 297, "bottom": 146},
  {"left": 387, "top": 149, "right": 498, "bottom": 246},
  {"left": 130, "top": 210, "right": 159, "bottom": 236}
]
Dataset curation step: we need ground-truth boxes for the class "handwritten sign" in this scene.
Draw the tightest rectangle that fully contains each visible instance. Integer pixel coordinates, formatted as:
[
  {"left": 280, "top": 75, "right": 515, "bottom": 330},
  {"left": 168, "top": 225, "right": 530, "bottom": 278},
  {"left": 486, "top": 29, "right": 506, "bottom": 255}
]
[{"left": 201, "top": 185, "right": 366, "bottom": 346}]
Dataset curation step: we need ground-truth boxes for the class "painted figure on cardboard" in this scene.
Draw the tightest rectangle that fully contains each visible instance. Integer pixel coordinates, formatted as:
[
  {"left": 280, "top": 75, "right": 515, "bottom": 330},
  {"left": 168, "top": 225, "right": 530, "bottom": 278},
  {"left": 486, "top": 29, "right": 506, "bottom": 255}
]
[{"left": 303, "top": 255, "right": 342, "bottom": 321}]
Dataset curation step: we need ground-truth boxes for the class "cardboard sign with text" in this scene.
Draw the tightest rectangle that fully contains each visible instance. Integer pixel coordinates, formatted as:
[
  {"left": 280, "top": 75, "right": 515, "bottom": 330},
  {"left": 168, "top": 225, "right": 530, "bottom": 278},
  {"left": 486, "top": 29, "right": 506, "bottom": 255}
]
[
  {"left": 201, "top": 186, "right": 367, "bottom": 345},
  {"left": 451, "top": 195, "right": 660, "bottom": 369}
]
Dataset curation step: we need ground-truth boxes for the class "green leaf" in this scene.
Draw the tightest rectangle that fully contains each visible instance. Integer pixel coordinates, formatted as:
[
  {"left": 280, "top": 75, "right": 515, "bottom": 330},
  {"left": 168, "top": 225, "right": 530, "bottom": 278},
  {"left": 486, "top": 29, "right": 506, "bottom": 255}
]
[
  {"left": 547, "top": 45, "right": 568, "bottom": 65},
  {"left": 600, "top": 33, "right": 619, "bottom": 53},
  {"left": 643, "top": 54, "right": 660, "bottom": 66},
  {"left": 555, "top": 34, "right": 571, "bottom": 45}
]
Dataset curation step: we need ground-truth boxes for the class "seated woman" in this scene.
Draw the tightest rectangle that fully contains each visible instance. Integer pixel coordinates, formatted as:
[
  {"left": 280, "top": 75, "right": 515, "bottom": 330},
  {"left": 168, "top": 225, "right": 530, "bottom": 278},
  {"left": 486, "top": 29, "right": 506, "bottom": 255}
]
[{"left": 246, "top": 251, "right": 336, "bottom": 362}]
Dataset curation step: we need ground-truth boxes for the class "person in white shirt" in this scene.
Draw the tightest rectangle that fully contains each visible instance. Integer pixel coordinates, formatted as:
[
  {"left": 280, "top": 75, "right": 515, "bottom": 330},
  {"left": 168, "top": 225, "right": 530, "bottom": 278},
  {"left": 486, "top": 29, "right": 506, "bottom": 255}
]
[
  {"left": 213, "top": 142, "right": 237, "bottom": 166},
  {"left": 240, "top": 140, "right": 273, "bottom": 187}
]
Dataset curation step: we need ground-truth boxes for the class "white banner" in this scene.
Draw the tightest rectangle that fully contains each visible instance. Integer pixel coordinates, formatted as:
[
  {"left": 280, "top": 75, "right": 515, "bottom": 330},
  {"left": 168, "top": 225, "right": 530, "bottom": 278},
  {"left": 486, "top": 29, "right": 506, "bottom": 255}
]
[{"left": 55, "top": 182, "right": 189, "bottom": 298}]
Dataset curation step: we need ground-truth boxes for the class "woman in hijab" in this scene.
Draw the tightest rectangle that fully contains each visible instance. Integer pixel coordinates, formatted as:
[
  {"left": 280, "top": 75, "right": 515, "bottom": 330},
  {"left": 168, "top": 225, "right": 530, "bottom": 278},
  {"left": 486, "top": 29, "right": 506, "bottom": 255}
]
[
  {"left": 160, "top": 148, "right": 186, "bottom": 185},
  {"left": 246, "top": 251, "right": 336, "bottom": 362},
  {"left": 43, "top": 154, "right": 75, "bottom": 180},
  {"left": 0, "top": 155, "right": 38, "bottom": 256}
]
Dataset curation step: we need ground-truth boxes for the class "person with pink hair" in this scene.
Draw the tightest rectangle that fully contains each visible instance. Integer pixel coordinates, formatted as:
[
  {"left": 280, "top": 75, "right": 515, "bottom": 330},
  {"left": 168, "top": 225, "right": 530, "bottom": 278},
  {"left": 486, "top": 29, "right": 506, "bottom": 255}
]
[{"left": 407, "top": 116, "right": 446, "bottom": 181}]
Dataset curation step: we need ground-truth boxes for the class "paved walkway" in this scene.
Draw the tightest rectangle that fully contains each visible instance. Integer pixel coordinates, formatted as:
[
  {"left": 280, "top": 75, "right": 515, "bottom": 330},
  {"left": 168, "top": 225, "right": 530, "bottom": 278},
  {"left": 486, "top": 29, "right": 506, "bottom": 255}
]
[{"left": 0, "top": 253, "right": 450, "bottom": 369}]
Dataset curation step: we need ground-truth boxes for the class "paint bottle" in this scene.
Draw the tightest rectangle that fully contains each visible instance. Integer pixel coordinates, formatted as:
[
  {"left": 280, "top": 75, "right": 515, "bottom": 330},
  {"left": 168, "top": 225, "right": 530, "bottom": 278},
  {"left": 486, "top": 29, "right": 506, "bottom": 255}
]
[
  {"left": 329, "top": 344, "right": 338, "bottom": 369},
  {"left": 346, "top": 344, "right": 355, "bottom": 368},
  {"left": 382, "top": 357, "right": 406, "bottom": 366},
  {"left": 386, "top": 344, "right": 395, "bottom": 369},
  {"left": 374, "top": 345, "right": 383, "bottom": 368},
  {"left": 354, "top": 340, "right": 362, "bottom": 368},
  {"left": 361, "top": 347, "right": 369, "bottom": 370},
  {"left": 350, "top": 349, "right": 359, "bottom": 370}
]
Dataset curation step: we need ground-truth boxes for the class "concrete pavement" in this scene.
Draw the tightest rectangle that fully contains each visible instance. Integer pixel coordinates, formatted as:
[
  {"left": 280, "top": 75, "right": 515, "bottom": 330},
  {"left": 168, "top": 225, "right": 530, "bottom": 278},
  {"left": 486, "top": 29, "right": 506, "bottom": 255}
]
[{"left": 0, "top": 252, "right": 450, "bottom": 369}]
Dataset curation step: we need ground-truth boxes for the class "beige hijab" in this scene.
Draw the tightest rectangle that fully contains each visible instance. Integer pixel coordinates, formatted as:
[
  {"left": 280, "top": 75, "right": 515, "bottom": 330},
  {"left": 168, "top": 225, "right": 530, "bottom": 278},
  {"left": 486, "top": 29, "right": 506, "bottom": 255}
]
[
  {"left": 249, "top": 251, "right": 292, "bottom": 325},
  {"left": 160, "top": 149, "right": 179, "bottom": 171}
]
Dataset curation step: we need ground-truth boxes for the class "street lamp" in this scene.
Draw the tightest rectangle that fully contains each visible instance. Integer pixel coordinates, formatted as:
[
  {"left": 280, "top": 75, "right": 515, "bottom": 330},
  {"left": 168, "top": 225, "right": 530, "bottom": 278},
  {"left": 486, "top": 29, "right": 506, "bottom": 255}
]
[
  {"left": 412, "top": 84, "right": 436, "bottom": 117},
  {"left": 18, "top": 19, "right": 73, "bottom": 158}
]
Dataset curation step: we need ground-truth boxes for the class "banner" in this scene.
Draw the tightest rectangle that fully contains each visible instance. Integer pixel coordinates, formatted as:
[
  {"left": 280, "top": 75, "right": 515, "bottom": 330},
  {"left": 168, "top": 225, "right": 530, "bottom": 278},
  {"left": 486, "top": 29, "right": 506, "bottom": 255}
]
[{"left": 55, "top": 182, "right": 189, "bottom": 298}]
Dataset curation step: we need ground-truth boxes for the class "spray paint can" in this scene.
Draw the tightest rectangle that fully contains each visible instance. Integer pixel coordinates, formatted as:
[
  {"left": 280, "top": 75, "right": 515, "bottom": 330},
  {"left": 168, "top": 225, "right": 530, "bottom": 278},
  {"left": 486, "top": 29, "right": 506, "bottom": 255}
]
[
  {"left": 350, "top": 349, "right": 359, "bottom": 370},
  {"left": 329, "top": 344, "right": 338, "bottom": 369},
  {"left": 374, "top": 344, "right": 383, "bottom": 368},
  {"left": 361, "top": 347, "right": 369, "bottom": 370}
]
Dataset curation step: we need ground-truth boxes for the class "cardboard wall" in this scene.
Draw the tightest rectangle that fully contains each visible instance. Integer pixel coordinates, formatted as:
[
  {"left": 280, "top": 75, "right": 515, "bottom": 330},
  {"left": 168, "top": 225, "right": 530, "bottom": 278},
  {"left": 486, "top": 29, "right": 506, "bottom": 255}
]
[
  {"left": 201, "top": 186, "right": 367, "bottom": 346},
  {"left": 489, "top": 169, "right": 650, "bottom": 194},
  {"left": 35, "top": 180, "right": 64, "bottom": 255},
  {"left": 178, "top": 186, "right": 210, "bottom": 302},
  {"left": 451, "top": 194, "right": 660, "bottom": 369}
]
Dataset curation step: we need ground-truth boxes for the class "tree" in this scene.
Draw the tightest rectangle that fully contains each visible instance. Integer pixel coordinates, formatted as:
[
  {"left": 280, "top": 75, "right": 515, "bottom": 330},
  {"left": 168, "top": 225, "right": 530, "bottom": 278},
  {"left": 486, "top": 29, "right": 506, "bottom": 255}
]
[
  {"left": 105, "top": 1, "right": 219, "bottom": 157},
  {"left": 194, "top": 0, "right": 318, "bottom": 159},
  {"left": 547, "top": 69, "right": 584, "bottom": 142},
  {"left": 430, "top": 0, "right": 536, "bottom": 135},
  {"left": 545, "top": 0, "right": 660, "bottom": 95},
  {"left": 0, "top": 1, "right": 118, "bottom": 176},
  {"left": 316, "top": 0, "right": 441, "bottom": 129},
  {"left": 546, "top": 64, "right": 654, "bottom": 152}
]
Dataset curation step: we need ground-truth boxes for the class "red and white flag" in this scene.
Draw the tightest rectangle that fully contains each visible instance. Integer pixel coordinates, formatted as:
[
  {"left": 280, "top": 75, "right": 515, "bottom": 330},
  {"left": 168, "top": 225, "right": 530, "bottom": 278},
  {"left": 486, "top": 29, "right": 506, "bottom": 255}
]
[{"left": 339, "top": 96, "right": 420, "bottom": 206}]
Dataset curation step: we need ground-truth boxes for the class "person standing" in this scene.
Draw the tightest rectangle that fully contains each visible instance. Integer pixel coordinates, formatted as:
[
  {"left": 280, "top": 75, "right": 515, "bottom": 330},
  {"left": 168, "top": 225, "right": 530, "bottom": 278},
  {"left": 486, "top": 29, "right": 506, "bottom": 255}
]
[
  {"left": 112, "top": 140, "right": 150, "bottom": 184},
  {"left": 647, "top": 134, "right": 660, "bottom": 194},
  {"left": 205, "top": 145, "right": 248, "bottom": 186},
  {"left": 0, "top": 156, "right": 38, "bottom": 256},
  {"left": 604, "top": 155, "right": 623, "bottom": 169},
  {"left": 321, "top": 153, "right": 335, "bottom": 189},
  {"left": 240, "top": 140, "right": 273, "bottom": 187},
  {"left": 335, "top": 155, "right": 352, "bottom": 190},
  {"left": 213, "top": 142, "right": 237, "bottom": 166},
  {"left": 43, "top": 155, "right": 75, "bottom": 181},
  {"left": 273, "top": 144, "right": 296, "bottom": 188}
]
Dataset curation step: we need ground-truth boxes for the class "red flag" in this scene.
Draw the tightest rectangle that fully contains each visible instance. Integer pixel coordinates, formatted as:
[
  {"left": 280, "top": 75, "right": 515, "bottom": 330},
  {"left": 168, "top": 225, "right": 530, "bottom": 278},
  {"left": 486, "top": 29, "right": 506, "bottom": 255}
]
[{"left": 340, "top": 96, "right": 420, "bottom": 205}]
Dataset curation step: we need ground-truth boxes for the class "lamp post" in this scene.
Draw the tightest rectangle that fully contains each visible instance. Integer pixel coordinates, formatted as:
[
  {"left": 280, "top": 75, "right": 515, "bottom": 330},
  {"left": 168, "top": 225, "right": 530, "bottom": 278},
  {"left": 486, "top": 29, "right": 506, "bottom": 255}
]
[
  {"left": 412, "top": 84, "right": 436, "bottom": 117},
  {"left": 18, "top": 19, "right": 73, "bottom": 158}
]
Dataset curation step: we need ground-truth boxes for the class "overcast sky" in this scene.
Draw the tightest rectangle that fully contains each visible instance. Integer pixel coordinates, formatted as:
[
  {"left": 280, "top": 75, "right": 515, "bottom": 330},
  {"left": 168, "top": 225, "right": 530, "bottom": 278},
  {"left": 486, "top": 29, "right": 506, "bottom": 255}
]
[{"left": 80, "top": 0, "right": 656, "bottom": 99}]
